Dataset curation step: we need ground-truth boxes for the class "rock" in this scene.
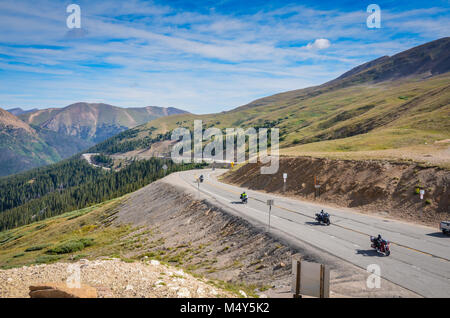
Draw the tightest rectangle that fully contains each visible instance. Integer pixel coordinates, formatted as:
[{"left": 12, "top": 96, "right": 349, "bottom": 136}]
[
  {"left": 177, "top": 287, "right": 191, "bottom": 298},
  {"left": 150, "top": 260, "right": 160, "bottom": 266},
  {"left": 239, "top": 290, "right": 247, "bottom": 298},
  {"left": 125, "top": 284, "right": 133, "bottom": 291},
  {"left": 197, "top": 286, "right": 207, "bottom": 297},
  {"left": 29, "top": 283, "right": 97, "bottom": 298},
  {"left": 174, "top": 270, "right": 185, "bottom": 277},
  {"left": 210, "top": 288, "right": 219, "bottom": 296},
  {"left": 273, "top": 262, "right": 286, "bottom": 270}
]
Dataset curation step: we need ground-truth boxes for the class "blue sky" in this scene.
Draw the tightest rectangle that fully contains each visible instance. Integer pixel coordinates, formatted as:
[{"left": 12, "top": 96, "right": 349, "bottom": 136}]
[{"left": 0, "top": 0, "right": 448, "bottom": 114}]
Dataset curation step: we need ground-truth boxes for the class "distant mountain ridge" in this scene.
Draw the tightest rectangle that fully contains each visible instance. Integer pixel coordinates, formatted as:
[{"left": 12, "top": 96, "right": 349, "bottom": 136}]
[
  {"left": 234, "top": 37, "right": 450, "bottom": 112},
  {"left": 1, "top": 103, "right": 188, "bottom": 176},
  {"left": 19, "top": 103, "right": 188, "bottom": 143},
  {"left": 0, "top": 108, "right": 91, "bottom": 176},
  {"left": 331, "top": 37, "right": 450, "bottom": 84},
  {"left": 6, "top": 107, "right": 38, "bottom": 116}
]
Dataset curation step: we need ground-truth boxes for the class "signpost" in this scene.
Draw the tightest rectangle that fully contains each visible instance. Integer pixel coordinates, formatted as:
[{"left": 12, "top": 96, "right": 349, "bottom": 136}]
[
  {"left": 291, "top": 256, "right": 330, "bottom": 298},
  {"left": 419, "top": 189, "right": 425, "bottom": 200},
  {"left": 283, "top": 173, "right": 287, "bottom": 192},
  {"left": 314, "top": 176, "right": 321, "bottom": 198},
  {"left": 267, "top": 199, "right": 274, "bottom": 232}
]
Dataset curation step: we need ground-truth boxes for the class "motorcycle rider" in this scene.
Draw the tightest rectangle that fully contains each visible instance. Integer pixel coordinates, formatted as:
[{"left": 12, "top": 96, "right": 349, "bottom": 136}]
[
  {"left": 199, "top": 175, "right": 204, "bottom": 182},
  {"left": 318, "top": 209, "right": 327, "bottom": 221},
  {"left": 240, "top": 192, "right": 248, "bottom": 202},
  {"left": 373, "top": 234, "right": 383, "bottom": 249}
]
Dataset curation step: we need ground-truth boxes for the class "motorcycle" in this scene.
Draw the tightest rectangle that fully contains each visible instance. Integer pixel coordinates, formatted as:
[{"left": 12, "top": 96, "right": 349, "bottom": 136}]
[
  {"left": 315, "top": 212, "right": 330, "bottom": 225},
  {"left": 199, "top": 175, "right": 204, "bottom": 183},
  {"left": 370, "top": 236, "right": 391, "bottom": 256},
  {"left": 240, "top": 196, "right": 248, "bottom": 204}
]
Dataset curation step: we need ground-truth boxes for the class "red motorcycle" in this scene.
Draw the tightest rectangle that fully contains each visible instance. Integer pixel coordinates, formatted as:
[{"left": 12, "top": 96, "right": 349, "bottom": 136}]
[{"left": 370, "top": 236, "right": 391, "bottom": 256}]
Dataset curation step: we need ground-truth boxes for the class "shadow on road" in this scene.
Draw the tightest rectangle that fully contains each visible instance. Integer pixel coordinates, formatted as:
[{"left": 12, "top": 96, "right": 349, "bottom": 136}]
[
  {"left": 305, "top": 221, "right": 322, "bottom": 226},
  {"left": 231, "top": 201, "right": 246, "bottom": 205},
  {"left": 426, "top": 232, "right": 450, "bottom": 238},
  {"left": 356, "top": 249, "right": 382, "bottom": 257}
]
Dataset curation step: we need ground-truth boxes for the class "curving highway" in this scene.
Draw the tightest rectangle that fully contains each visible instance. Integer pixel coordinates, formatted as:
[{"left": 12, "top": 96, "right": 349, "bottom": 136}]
[{"left": 170, "top": 168, "right": 450, "bottom": 298}]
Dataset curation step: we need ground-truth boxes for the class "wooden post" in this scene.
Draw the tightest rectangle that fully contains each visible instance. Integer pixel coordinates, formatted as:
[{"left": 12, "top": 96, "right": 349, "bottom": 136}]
[
  {"left": 314, "top": 176, "right": 317, "bottom": 199},
  {"left": 293, "top": 258, "right": 302, "bottom": 298},
  {"left": 320, "top": 264, "right": 324, "bottom": 298}
]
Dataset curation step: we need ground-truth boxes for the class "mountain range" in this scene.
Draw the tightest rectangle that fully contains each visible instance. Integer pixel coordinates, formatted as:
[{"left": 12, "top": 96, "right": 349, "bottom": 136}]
[{"left": 0, "top": 104, "right": 187, "bottom": 176}]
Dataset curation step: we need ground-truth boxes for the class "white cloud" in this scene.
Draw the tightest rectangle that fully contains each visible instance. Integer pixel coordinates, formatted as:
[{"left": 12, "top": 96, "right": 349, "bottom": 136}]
[{"left": 306, "top": 38, "right": 331, "bottom": 50}]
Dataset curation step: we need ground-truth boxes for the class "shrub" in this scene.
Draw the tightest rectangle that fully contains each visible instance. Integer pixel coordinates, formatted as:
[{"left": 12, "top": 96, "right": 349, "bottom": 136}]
[
  {"left": 72, "top": 254, "right": 87, "bottom": 261},
  {"left": 292, "top": 139, "right": 301, "bottom": 145},
  {"left": 46, "top": 238, "right": 94, "bottom": 255},
  {"left": 25, "top": 244, "right": 49, "bottom": 252},
  {"left": 35, "top": 255, "right": 61, "bottom": 264},
  {"left": 13, "top": 253, "right": 25, "bottom": 258}
]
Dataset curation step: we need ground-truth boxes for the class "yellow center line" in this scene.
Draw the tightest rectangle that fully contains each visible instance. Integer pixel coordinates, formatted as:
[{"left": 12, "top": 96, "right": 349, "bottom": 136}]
[{"left": 202, "top": 178, "right": 449, "bottom": 262}]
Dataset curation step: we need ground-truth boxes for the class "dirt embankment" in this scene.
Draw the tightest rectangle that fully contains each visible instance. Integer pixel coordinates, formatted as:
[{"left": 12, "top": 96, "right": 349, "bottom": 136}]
[
  {"left": 221, "top": 157, "right": 450, "bottom": 226},
  {"left": 112, "top": 181, "right": 294, "bottom": 296},
  {"left": 109, "top": 179, "right": 419, "bottom": 298}
]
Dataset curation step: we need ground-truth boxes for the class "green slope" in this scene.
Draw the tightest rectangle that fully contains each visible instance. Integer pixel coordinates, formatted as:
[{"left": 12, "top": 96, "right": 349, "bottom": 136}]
[{"left": 92, "top": 71, "right": 449, "bottom": 159}]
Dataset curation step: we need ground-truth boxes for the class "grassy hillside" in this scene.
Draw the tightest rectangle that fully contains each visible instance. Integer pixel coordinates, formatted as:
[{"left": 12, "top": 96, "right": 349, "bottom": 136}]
[
  {"left": 0, "top": 197, "right": 130, "bottom": 269},
  {"left": 95, "top": 73, "right": 449, "bottom": 164},
  {"left": 90, "top": 38, "right": 449, "bottom": 165}
]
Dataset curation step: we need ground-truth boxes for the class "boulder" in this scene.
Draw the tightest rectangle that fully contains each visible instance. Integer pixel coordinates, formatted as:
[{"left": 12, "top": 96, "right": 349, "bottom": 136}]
[{"left": 29, "top": 283, "right": 97, "bottom": 298}]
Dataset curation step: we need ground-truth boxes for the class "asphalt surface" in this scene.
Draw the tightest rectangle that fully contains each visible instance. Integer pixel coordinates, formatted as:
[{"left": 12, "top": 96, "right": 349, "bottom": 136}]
[{"left": 172, "top": 169, "right": 450, "bottom": 298}]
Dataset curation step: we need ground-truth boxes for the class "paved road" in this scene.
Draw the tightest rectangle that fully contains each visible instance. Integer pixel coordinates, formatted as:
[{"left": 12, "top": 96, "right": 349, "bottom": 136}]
[{"left": 173, "top": 169, "right": 450, "bottom": 298}]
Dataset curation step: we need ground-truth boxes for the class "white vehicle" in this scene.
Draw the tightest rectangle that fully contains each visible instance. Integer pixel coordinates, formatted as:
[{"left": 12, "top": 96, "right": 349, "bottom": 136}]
[{"left": 440, "top": 221, "right": 450, "bottom": 235}]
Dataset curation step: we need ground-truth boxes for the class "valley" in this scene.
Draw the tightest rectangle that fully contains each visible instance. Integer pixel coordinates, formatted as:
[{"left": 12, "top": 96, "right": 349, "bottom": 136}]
[{"left": 0, "top": 103, "right": 187, "bottom": 176}]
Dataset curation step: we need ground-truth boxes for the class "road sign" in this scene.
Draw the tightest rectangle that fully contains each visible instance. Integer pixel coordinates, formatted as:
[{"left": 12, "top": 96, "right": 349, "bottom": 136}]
[
  {"left": 162, "top": 164, "right": 168, "bottom": 171},
  {"left": 267, "top": 199, "right": 274, "bottom": 232},
  {"left": 419, "top": 189, "right": 425, "bottom": 200},
  {"left": 283, "top": 173, "right": 287, "bottom": 183}
]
